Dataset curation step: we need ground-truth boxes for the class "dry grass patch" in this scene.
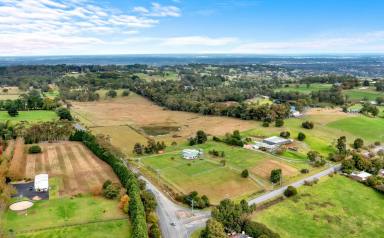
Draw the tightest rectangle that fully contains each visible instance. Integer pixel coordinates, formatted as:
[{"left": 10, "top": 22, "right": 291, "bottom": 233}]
[
  {"left": 250, "top": 160, "right": 298, "bottom": 180},
  {"left": 8, "top": 138, "right": 26, "bottom": 180},
  {"left": 23, "top": 141, "right": 119, "bottom": 196}
]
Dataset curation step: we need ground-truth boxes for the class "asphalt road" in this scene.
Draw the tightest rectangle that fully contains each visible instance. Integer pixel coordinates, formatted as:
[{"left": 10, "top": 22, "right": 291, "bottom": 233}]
[{"left": 123, "top": 156, "right": 341, "bottom": 238}]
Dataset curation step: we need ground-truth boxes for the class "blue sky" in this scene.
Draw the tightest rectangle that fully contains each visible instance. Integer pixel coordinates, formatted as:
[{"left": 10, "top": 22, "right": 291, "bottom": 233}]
[{"left": 1, "top": 0, "right": 384, "bottom": 55}]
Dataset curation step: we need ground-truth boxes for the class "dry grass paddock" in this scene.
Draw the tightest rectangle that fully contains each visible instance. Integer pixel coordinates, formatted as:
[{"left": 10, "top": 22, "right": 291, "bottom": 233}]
[
  {"left": 8, "top": 138, "right": 26, "bottom": 180},
  {"left": 24, "top": 141, "right": 119, "bottom": 196},
  {"left": 250, "top": 160, "right": 298, "bottom": 180},
  {"left": 71, "top": 93, "right": 258, "bottom": 152}
]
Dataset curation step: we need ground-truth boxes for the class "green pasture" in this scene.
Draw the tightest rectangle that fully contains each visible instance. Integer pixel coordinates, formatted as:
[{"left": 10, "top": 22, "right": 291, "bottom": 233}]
[
  {"left": 275, "top": 83, "right": 332, "bottom": 94},
  {"left": 0, "top": 111, "right": 58, "bottom": 123},
  {"left": 344, "top": 87, "right": 384, "bottom": 102},
  {"left": 254, "top": 175, "right": 384, "bottom": 238}
]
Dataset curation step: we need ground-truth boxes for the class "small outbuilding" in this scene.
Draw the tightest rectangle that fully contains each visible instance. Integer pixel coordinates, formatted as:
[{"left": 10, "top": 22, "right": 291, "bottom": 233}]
[
  {"left": 34, "top": 174, "right": 49, "bottom": 192},
  {"left": 349, "top": 171, "right": 371, "bottom": 182},
  {"left": 181, "top": 149, "right": 203, "bottom": 160},
  {"left": 263, "top": 136, "right": 292, "bottom": 146}
]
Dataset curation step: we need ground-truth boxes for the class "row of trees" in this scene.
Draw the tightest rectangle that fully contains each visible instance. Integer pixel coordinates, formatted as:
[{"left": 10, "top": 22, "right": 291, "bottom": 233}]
[
  {"left": 69, "top": 130, "right": 148, "bottom": 237},
  {"left": 133, "top": 139, "right": 166, "bottom": 155},
  {"left": 0, "top": 90, "right": 60, "bottom": 112}
]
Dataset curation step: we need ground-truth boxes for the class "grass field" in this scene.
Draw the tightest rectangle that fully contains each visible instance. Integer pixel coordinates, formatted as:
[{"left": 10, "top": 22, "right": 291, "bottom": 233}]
[
  {"left": 91, "top": 125, "right": 148, "bottom": 155},
  {"left": 344, "top": 87, "right": 384, "bottom": 102},
  {"left": 0, "top": 110, "right": 58, "bottom": 123},
  {"left": 275, "top": 83, "right": 332, "bottom": 94},
  {"left": 24, "top": 141, "right": 120, "bottom": 196},
  {"left": 327, "top": 116, "right": 384, "bottom": 142},
  {"left": 134, "top": 71, "right": 179, "bottom": 81},
  {"left": 0, "top": 86, "right": 24, "bottom": 100},
  {"left": 2, "top": 195, "right": 130, "bottom": 237},
  {"left": 140, "top": 141, "right": 311, "bottom": 204},
  {"left": 253, "top": 175, "right": 384, "bottom": 238}
]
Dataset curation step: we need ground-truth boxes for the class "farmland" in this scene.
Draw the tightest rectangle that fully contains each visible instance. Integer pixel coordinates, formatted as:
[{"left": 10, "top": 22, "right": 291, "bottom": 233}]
[
  {"left": 23, "top": 141, "right": 120, "bottom": 196},
  {"left": 253, "top": 175, "right": 384, "bottom": 238},
  {"left": 139, "top": 141, "right": 312, "bottom": 204},
  {"left": 2, "top": 195, "right": 130, "bottom": 237},
  {"left": 275, "top": 83, "right": 332, "bottom": 94},
  {"left": 344, "top": 87, "right": 384, "bottom": 102},
  {"left": 0, "top": 86, "right": 24, "bottom": 100},
  {"left": 0, "top": 111, "right": 58, "bottom": 123}
]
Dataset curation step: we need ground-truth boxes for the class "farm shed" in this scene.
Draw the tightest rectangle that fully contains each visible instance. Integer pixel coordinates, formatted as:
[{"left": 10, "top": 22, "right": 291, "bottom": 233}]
[
  {"left": 181, "top": 149, "right": 202, "bottom": 160},
  {"left": 34, "top": 174, "right": 49, "bottom": 192},
  {"left": 349, "top": 171, "right": 371, "bottom": 182},
  {"left": 263, "top": 136, "right": 292, "bottom": 146}
]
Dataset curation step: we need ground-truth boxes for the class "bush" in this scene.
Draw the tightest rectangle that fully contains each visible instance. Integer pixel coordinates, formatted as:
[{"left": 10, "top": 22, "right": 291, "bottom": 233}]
[
  {"left": 122, "top": 90, "right": 130, "bottom": 96},
  {"left": 103, "top": 183, "right": 120, "bottom": 199},
  {"left": 241, "top": 169, "right": 249, "bottom": 178},
  {"left": 56, "top": 107, "right": 73, "bottom": 121},
  {"left": 279, "top": 131, "right": 290, "bottom": 138},
  {"left": 302, "top": 121, "right": 314, "bottom": 129},
  {"left": 262, "top": 121, "right": 269, "bottom": 127},
  {"left": 243, "top": 220, "right": 280, "bottom": 238},
  {"left": 149, "top": 223, "right": 161, "bottom": 238},
  {"left": 7, "top": 106, "right": 18, "bottom": 117},
  {"left": 107, "top": 90, "right": 117, "bottom": 98},
  {"left": 284, "top": 186, "right": 297, "bottom": 197},
  {"left": 297, "top": 132, "right": 306, "bottom": 141},
  {"left": 300, "top": 168, "right": 309, "bottom": 174},
  {"left": 270, "top": 169, "right": 282, "bottom": 183},
  {"left": 353, "top": 138, "right": 364, "bottom": 149},
  {"left": 275, "top": 119, "right": 284, "bottom": 127},
  {"left": 28, "top": 145, "right": 42, "bottom": 154}
]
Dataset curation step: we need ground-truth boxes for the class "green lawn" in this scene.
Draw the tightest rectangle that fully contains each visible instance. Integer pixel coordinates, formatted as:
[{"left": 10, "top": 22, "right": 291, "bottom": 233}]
[
  {"left": 275, "top": 83, "right": 332, "bottom": 94},
  {"left": 254, "top": 175, "right": 384, "bottom": 238},
  {"left": 0, "top": 111, "right": 58, "bottom": 123},
  {"left": 2, "top": 195, "right": 129, "bottom": 234},
  {"left": 15, "top": 220, "right": 131, "bottom": 238},
  {"left": 344, "top": 87, "right": 384, "bottom": 102},
  {"left": 43, "top": 90, "right": 60, "bottom": 99},
  {"left": 327, "top": 116, "right": 384, "bottom": 142}
]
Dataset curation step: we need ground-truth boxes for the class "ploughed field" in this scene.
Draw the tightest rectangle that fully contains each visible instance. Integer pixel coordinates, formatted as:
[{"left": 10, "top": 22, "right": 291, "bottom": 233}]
[{"left": 24, "top": 141, "right": 120, "bottom": 196}]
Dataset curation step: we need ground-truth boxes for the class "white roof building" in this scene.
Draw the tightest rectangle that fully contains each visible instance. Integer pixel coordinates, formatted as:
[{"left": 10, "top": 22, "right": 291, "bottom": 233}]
[
  {"left": 263, "top": 136, "right": 292, "bottom": 146},
  {"left": 34, "top": 174, "right": 49, "bottom": 192},
  {"left": 350, "top": 171, "right": 371, "bottom": 182},
  {"left": 182, "top": 149, "right": 202, "bottom": 160}
]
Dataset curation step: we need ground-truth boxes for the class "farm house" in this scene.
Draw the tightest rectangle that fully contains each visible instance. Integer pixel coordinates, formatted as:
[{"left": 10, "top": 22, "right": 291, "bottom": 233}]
[
  {"left": 181, "top": 149, "right": 203, "bottom": 160},
  {"left": 34, "top": 174, "right": 49, "bottom": 192}
]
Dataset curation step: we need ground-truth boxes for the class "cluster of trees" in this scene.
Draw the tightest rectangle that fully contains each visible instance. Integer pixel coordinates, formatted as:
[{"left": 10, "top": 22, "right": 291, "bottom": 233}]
[
  {"left": 56, "top": 107, "right": 73, "bottom": 121},
  {"left": 133, "top": 139, "right": 166, "bottom": 155},
  {"left": 189, "top": 130, "right": 208, "bottom": 146},
  {"left": 307, "top": 151, "right": 326, "bottom": 167},
  {"left": 176, "top": 191, "right": 210, "bottom": 209},
  {"left": 360, "top": 103, "right": 380, "bottom": 117},
  {"left": 201, "top": 199, "right": 279, "bottom": 238},
  {"left": 102, "top": 180, "right": 121, "bottom": 199},
  {"left": 302, "top": 121, "right": 314, "bottom": 129},
  {"left": 0, "top": 121, "right": 15, "bottom": 140},
  {"left": 270, "top": 169, "right": 282, "bottom": 183},
  {"left": 208, "top": 149, "right": 225, "bottom": 157},
  {"left": 217, "top": 130, "right": 244, "bottom": 147},
  {"left": 17, "top": 121, "right": 74, "bottom": 144},
  {"left": 69, "top": 130, "right": 148, "bottom": 237},
  {"left": 0, "top": 143, "right": 16, "bottom": 212}
]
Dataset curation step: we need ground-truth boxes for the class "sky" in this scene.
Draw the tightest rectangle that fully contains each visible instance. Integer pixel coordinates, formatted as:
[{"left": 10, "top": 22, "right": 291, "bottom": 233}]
[{"left": 1, "top": 0, "right": 384, "bottom": 56}]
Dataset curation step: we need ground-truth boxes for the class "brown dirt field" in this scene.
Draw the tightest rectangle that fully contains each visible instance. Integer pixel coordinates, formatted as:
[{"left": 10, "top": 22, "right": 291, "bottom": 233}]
[
  {"left": 71, "top": 93, "right": 257, "bottom": 140},
  {"left": 305, "top": 107, "right": 355, "bottom": 125},
  {"left": 8, "top": 138, "right": 26, "bottom": 180},
  {"left": 250, "top": 160, "right": 298, "bottom": 180},
  {"left": 24, "top": 141, "right": 120, "bottom": 196},
  {"left": 4, "top": 139, "right": 15, "bottom": 158}
]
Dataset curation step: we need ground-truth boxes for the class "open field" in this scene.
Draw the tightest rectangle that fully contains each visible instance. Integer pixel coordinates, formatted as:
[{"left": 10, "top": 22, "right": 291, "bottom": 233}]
[
  {"left": 253, "top": 175, "right": 384, "bottom": 238},
  {"left": 275, "top": 83, "right": 332, "bottom": 94},
  {"left": 134, "top": 71, "right": 179, "bottom": 81},
  {"left": 140, "top": 141, "right": 311, "bottom": 204},
  {"left": 2, "top": 195, "right": 130, "bottom": 237},
  {"left": 71, "top": 93, "right": 257, "bottom": 153},
  {"left": 8, "top": 138, "right": 26, "bottom": 180},
  {"left": 344, "top": 87, "right": 384, "bottom": 102},
  {"left": 0, "top": 86, "right": 24, "bottom": 100},
  {"left": 95, "top": 89, "right": 129, "bottom": 99},
  {"left": 0, "top": 111, "right": 58, "bottom": 123},
  {"left": 24, "top": 141, "right": 120, "bottom": 196},
  {"left": 327, "top": 116, "right": 384, "bottom": 142}
]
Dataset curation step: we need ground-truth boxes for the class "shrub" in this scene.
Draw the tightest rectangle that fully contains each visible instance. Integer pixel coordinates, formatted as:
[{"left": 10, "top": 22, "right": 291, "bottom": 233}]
[
  {"left": 56, "top": 107, "right": 73, "bottom": 121},
  {"left": 297, "top": 132, "right": 306, "bottom": 141},
  {"left": 103, "top": 183, "right": 120, "bottom": 199},
  {"left": 28, "top": 145, "right": 42, "bottom": 154},
  {"left": 122, "top": 90, "right": 130, "bottom": 96},
  {"left": 270, "top": 169, "right": 282, "bottom": 183},
  {"left": 279, "top": 131, "right": 290, "bottom": 138},
  {"left": 284, "top": 186, "right": 297, "bottom": 197},
  {"left": 149, "top": 223, "right": 161, "bottom": 238},
  {"left": 243, "top": 220, "right": 280, "bottom": 238},
  {"left": 275, "top": 119, "right": 284, "bottom": 127},
  {"left": 302, "top": 121, "right": 314, "bottom": 129},
  {"left": 300, "top": 168, "right": 309, "bottom": 174},
  {"left": 7, "top": 106, "right": 18, "bottom": 117},
  {"left": 353, "top": 138, "right": 364, "bottom": 149},
  {"left": 107, "top": 90, "right": 117, "bottom": 98},
  {"left": 262, "top": 121, "right": 270, "bottom": 127},
  {"left": 241, "top": 169, "right": 249, "bottom": 178}
]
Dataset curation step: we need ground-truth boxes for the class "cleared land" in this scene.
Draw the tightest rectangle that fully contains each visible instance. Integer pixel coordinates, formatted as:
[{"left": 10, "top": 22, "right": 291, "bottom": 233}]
[
  {"left": 134, "top": 71, "right": 179, "bottom": 81},
  {"left": 71, "top": 93, "right": 257, "bottom": 153},
  {"left": 0, "top": 87, "right": 24, "bottom": 100},
  {"left": 8, "top": 138, "right": 26, "bottom": 180},
  {"left": 253, "top": 175, "right": 384, "bottom": 238},
  {"left": 344, "top": 87, "right": 384, "bottom": 102},
  {"left": 24, "top": 141, "right": 120, "bottom": 196},
  {"left": 0, "top": 111, "right": 58, "bottom": 123},
  {"left": 140, "top": 141, "right": 309, "bottom": 204},
  {"left": 2, "top": 195, "right": 130, "bottom": 237},
  {"left": 275, "top": 83, "right": 332, "bottom": 94}
]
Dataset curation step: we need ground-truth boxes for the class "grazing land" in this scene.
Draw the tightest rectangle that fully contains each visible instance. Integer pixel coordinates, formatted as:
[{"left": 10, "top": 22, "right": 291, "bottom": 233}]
[
  {"left": 8, "top": 138, "right": 26, "bottom": 180},
  {"left": 71, "top": 93, "right": 257, "bottom": 153},
  {"left": 134, "top": 71, "right": 179, "bottom": 81},
  {"left": 0, "top": 111, "right": 58, "bottom": 123},
  {"left": 24, "top": 141, "right": 120, "bottom": 196},
  {"left": 344, "top": 87, "right": 384, "bottom": 101},
  {"left": 253, "top": 175, "right": 384, "bottom": 238},
  {"left": 140, "top": 141, "right": 311, "bottom": 204},
  {"left": 275, "top": 83, "right": 332, "bottom": 94},
  {"left": 2, "top": 195, "right": 130, "bottom": 237},
  {"left": 0, "top": 87, "right": 24, "bottom": 100}
]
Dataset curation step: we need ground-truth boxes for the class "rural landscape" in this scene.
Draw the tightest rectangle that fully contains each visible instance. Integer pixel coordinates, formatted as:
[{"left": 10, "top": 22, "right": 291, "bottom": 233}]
[{"left": 1, "top": 0, "right": 384, "bottom": 238}]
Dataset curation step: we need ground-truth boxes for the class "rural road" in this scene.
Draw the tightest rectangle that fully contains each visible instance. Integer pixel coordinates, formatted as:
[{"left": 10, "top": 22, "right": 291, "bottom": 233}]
[{"left": 123, "top": 157, "right": 340, "bottom": 238}]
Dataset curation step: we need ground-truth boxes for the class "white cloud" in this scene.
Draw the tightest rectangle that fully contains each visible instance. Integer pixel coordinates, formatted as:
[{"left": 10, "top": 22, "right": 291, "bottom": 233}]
[
  {"left": 163, "top": 36, "right": 237, "bottom": 46},
  {"left": 133, "top": 2, "right": 181, "bottom": 17}
]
